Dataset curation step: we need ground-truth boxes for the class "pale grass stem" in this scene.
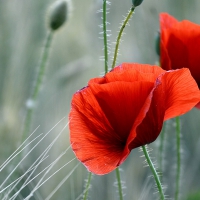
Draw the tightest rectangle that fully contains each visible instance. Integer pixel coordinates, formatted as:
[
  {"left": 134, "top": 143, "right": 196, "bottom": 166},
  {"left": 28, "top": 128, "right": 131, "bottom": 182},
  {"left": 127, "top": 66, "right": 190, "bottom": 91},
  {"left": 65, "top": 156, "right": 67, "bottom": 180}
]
[
  {"left": 0, "top": 117, "right": 78, "bottom": 200},
  {"left": 45, "top": 163, "right": 79, "bottom": 200},
  {"left": 0, "top": 117, "right": 66, "bottom": 191},
  {"left": 9, "top": 133, "right": 72, "bottom": 199},
  {"left": 0, "top": 126, "right": 41, "bottom": 172}
]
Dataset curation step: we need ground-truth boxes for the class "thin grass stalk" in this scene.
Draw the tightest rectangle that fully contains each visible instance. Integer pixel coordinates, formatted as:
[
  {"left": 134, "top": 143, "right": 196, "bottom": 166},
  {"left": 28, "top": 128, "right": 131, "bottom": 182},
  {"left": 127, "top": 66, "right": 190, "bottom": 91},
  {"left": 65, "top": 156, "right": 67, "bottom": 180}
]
[
  {"left": 0, "top": 118, "right": 65, "bottom": 195},
  {"left": 9, "top": 124, "right": 69, "bottom": 199},
  {"left": 0, "top": 126, "right": 40, "bottom": 172},
  {"left": 2, "top": 156, "right": 48, "bottom": 200},
  {"left": 45, "top": 164, "right": 79, "bottom": 200},
  {"left": 22, "top": 157, "right": 76, "bottom": 200}
]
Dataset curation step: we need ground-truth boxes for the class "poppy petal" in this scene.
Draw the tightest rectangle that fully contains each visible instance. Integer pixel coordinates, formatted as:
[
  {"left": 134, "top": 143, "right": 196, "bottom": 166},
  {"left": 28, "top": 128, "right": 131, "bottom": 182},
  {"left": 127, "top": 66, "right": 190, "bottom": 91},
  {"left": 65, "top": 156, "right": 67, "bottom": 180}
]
[
  {"left": 89, "top": 81, "right": 154, "bottom": 141},
  {"left": 109, "top": 63, "right": 165, "bottom": 83},
  {"left": 119, "top": 77, "right": 165, "bottom": 164},
  {"left": 160, "top": 13, "right": 178, "bottom": 71},
  {"left": 163, "top": 68, "right": 200, "bottom": 120},
  {"left": 89, "top": 63, "right": 166, "bottom": 85},
  {"left": 165, "top": 33, "right": 189, "bottom": 69},
  {"left": 160, "top": 13, "right": 200, "bottom": 89},
  {"left": 160, "top": 39, "right": 171, "bottom": 70},
  {"left": 160, "top": 13, "right": 178, "bottom": 31},
  {"left": 70, "top": 87, "right": 122, "bottom": 175}
]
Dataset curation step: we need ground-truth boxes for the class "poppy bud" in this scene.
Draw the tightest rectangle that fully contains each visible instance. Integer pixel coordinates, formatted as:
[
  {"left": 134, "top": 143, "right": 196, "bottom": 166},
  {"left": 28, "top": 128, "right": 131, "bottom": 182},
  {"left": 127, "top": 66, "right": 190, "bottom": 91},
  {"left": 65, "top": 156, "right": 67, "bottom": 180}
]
[
  {"left": 132, "top": 0, "right": 143, "bottom": 7},
  {"left": 155, "top": 31, "right": 160, "bottom": 56},
  {"left": 48, "top": 0, "right": 68, "bottom": 31}
]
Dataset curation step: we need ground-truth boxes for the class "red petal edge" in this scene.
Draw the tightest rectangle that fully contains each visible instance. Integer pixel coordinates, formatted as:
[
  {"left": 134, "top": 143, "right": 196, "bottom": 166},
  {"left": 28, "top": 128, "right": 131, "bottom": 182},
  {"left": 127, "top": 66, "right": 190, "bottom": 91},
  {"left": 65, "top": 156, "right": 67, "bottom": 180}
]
[{"left": 163, "top": 68, "right": 200, "bottom": 120}]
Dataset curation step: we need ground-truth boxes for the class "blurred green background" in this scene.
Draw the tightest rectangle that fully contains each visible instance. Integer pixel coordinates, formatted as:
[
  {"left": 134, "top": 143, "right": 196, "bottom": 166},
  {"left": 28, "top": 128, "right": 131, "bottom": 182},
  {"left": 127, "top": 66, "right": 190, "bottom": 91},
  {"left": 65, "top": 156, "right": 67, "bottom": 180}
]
[{"left": 0, "top": 0, "right": 200, "bottom": 199}]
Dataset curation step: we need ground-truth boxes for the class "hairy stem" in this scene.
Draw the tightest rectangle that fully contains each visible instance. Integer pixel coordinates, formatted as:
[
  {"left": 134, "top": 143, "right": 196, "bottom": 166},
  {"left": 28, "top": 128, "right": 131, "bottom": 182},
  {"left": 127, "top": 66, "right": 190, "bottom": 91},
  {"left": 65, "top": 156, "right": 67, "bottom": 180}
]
[
  {"left": 115, "top": 167, "right": 123, "bottom": 200},
  {"left": 142, "top": 145, "right": 165, "bottom": 200},
  {"left": 112, "top": 6, "right": 135, "bottom": 69},
  {"left": 103, "top": 0, "right": 109, "bottom": 74},
  {"left": 22, "top": 31, "right": 54, "bottom": 142}
]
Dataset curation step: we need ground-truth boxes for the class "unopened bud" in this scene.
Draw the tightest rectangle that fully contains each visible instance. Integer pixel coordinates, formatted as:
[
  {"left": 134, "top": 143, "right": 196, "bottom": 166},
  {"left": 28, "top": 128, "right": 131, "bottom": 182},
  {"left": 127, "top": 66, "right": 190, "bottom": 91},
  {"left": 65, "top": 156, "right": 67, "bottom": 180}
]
[
  {"left": 155, "top": 31, "right": 160, "bottom": 56},
  {"left": 48, "top": 0, "right": 68, "bottom": 31},
  {"left": 132, "top": 0, "right": 144, "bottom": 7}
]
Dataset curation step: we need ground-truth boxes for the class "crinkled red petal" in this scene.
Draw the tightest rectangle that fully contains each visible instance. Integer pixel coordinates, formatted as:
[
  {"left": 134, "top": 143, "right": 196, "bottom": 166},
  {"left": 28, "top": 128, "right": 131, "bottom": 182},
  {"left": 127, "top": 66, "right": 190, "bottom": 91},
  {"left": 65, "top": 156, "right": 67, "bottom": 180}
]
[
  {"left": 89, "top": 63, "right": 165, "bottom": 85},
  {"left": 119, "top": 77, "right": 165, "bottom": 165},
  {"left": 163, "top": 68, "right": 200, "bottom": 120},
  {"left": 70, "top": 87, "right": 121, "bottom": 175},
  {"left": 117, "top": 68, "right": 200, "bottom": 165},
  {"left": 90, "top": 81, "right": 154, "bottom": 143},
  {"left": 110, "top": 63, "right": 165, "bottom": 82}
]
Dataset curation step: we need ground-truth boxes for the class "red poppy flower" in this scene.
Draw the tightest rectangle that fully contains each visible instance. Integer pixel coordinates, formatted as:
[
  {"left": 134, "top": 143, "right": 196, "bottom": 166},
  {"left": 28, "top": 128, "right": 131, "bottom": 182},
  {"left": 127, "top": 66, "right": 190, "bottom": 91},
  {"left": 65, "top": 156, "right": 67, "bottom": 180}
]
[
  {"left": 160, "top": 13, "right": 200, "bottom": 107},
  {"left": 69, "top": 63, "right": 200, "bottom": 175}
]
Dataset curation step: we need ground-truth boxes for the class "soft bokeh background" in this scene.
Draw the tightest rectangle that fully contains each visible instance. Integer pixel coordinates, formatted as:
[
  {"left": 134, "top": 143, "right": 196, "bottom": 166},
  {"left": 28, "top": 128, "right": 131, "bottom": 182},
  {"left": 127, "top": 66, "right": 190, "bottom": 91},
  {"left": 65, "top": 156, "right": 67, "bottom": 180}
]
[{"left": 0, "top": 0, "right": 200, "bottom": 199}]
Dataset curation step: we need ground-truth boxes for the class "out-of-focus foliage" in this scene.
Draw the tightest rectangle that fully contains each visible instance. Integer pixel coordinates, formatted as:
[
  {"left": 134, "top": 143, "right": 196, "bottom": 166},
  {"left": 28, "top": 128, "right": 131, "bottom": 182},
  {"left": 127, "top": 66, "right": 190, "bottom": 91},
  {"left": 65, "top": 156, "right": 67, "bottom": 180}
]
[
  {"left": 187, "top": 191, "right": 200, "bottom": 200},
  {"left": 0, "top": 0, "right": 200, "bottom": 199}
]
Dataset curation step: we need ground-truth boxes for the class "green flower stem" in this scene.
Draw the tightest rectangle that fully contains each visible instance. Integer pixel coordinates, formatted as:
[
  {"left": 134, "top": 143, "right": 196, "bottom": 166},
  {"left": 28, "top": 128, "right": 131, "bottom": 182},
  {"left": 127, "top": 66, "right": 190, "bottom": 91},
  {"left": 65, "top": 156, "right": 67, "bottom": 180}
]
[
  {"left": 142, "top": 145, "right": 165, "bottom": 200},
  {"left": 83, "top": 172, "right": 92, "bottom": 200},
  {"left": 22, "top": 31, "right": 54, "bottom": 142},
  {"left": 115, "top": 167, "right": 123, "bottom": 200},
  {"left": 103, "top": 0, "right": 108, "bottom": 74},
  {"left": 175, "top": 117, "right": 181, "bottom": 200},
  {"left": 112, "top": 6, "right": 135, "bottom": 69}
]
